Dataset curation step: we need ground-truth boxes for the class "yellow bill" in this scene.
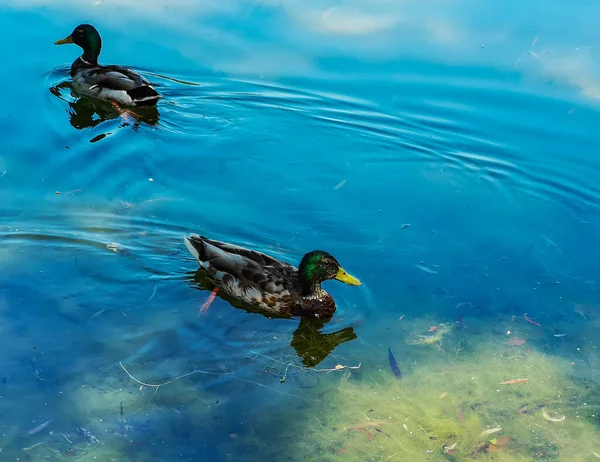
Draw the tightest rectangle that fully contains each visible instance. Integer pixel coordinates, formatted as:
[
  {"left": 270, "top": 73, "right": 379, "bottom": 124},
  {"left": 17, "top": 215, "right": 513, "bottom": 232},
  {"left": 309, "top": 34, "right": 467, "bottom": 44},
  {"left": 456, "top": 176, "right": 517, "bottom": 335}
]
[
  {"left": 55, "top": 35, "right": 74, "bottom": 45},
  {"left": 335, "top": 267, "right": 362, "bottom": 286}
]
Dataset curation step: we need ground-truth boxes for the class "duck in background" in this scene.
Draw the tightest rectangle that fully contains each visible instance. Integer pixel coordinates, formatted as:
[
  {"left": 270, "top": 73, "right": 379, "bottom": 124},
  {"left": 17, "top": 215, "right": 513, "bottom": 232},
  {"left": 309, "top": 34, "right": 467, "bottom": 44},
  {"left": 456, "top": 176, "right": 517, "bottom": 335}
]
[{"left": 55, "top": 24, "right": 161, "bottom": 107}]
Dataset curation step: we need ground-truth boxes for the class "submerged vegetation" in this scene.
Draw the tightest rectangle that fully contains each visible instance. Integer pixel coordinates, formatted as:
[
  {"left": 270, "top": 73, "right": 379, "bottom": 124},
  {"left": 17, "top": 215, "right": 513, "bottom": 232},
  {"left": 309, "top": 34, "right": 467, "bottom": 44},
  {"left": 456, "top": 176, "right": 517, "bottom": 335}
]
[
  {"left": 1, "top": 285, "right": 599, "bottom": 461},
  {"left": 283, "top": 311, "right": 600, "bottom": 461}
]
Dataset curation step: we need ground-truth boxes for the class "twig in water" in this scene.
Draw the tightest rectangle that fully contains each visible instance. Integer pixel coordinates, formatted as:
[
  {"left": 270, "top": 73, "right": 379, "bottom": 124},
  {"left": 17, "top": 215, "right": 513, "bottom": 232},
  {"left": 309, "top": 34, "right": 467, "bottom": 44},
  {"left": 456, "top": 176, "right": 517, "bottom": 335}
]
[
  {"left": 119, "top": 361, "right": 228, "bottom": 394},
  {"left": 231, "top": 376, "right": 317, "bottom": 400},
  {"left": 149, "top": 285, "right": 157, "bottom": 301},
  {"left": 280, "top": 362, "right": 293, "bottom": 383},
  {"left": 61, "top": 434, "right": 73, "bottom": 444}
]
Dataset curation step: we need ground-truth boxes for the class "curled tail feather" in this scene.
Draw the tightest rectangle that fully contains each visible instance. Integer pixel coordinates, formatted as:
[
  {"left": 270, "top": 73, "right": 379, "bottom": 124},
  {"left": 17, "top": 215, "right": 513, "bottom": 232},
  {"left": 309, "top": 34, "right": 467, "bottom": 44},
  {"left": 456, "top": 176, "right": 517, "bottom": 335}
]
[{"left": 127, "top": 85, "right": 161, "bottom": 106}]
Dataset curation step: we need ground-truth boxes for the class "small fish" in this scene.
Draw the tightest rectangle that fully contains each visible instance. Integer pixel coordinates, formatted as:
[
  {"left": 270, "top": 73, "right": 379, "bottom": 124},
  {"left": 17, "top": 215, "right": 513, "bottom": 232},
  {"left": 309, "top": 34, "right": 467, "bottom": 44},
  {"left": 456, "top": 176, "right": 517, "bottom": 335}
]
[
  {"left": 375, "top": 427, "right": 392, "bottom": 439},
  {"left": 553, "top": 333, "right": 567, "bottom": 337},
  {"left": 77, "top": 427, "right": 100, "bottom": 444},
  {"left": 428, "top": 326, "right": 438, "bottom": 332},
  {"left": 479, "top": 427, "right": 502, "bottom": 437},
  {"left": 541, "top": 408, "right": 565, "bottom": 422},
  {"left": 91, "top": 308, "right": 106, "bottom": 318},
  {"left": 334, "top": 179, "right": 347, "bottom": 190},
  {"left": 415, "top": 264, "right": 439, "bottom": 274},
  {"left": 500, "top": 378, "right": 529, "bottom": 385},
  {"left": 27, "top": 419, "right": 52, "bottom": 435},
  {"left": 400, "top": 224, "right": 411, "bottom": 229},
  {"left": 523, "top": 313, "right": 541, "bottom": 326},
  {"left": 29, "top": 358, "right": 44, "bottom": 382},
  {"left": 387, "top": 347, "right": 402, "bottom": 379},
  {"left": 506, "top": 338, "right": 526, "bottom": 346}
]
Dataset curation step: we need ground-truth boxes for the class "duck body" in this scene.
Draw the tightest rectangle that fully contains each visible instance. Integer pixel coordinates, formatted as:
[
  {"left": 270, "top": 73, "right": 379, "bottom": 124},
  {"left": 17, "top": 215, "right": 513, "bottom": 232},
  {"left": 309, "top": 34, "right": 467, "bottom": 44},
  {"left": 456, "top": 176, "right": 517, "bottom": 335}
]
[
  {"left": 184, "top": 234, "right": 361, "bottom": 319},
  {"left": 70, "top": 58, "right": 160, "bottom": 107},
  {"left": 56, "top": 24, "right": 160, "bottom": 107}
]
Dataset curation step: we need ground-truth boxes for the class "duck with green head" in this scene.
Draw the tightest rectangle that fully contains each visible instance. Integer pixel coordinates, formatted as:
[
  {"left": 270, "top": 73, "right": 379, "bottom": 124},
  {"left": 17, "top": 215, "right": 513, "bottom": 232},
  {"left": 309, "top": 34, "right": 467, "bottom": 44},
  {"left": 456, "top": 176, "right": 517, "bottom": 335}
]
[
  {"left": 184, "top": 234, "right": 362, "bottom": 319},
  {"left": 55, "top": 24, "right": 161, "bottom": 107}
]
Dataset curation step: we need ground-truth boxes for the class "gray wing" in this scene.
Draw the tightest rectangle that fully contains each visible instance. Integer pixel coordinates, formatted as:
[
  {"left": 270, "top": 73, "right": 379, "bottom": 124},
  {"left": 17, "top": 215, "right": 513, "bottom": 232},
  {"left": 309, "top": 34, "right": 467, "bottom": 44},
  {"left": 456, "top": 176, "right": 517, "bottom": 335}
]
[
  {"left": 185, "top": 235, "right": 296, "bottom": 295},
  {"left": 80, "top": 65, "right": 149, "bottom": 91}
]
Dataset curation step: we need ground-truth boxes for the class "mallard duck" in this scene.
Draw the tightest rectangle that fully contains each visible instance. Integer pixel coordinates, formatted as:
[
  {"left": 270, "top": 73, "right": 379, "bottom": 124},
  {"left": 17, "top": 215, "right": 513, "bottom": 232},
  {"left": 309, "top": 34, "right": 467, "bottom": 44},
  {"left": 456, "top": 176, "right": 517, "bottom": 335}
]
[
  {"left": 184, "top": 234, "right": 362, "bottom": 319},
  {"left": 55, "top": 24, "right": 161, "bottom": 107}
]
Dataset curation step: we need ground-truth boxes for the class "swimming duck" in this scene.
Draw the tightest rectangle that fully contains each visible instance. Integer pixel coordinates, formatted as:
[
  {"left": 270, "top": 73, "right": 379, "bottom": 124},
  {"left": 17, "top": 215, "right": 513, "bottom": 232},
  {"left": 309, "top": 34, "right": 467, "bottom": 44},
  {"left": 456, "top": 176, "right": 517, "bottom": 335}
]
[
  {"left": 184, "top": 234, "right": 362, "bottom": 319},
  {"left": 55, "top": 24, "right": 161, "bottom": 107}
]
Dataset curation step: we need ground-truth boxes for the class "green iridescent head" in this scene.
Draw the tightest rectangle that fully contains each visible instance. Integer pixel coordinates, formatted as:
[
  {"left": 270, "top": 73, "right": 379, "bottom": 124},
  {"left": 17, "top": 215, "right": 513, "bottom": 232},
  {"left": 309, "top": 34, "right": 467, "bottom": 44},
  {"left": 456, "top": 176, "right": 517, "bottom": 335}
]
[
  {"left": 297, "top": 250, "right": 361, "bottom": 294},
  {"left": 55, "top": 24, "right": 102, "bottom": 63}
]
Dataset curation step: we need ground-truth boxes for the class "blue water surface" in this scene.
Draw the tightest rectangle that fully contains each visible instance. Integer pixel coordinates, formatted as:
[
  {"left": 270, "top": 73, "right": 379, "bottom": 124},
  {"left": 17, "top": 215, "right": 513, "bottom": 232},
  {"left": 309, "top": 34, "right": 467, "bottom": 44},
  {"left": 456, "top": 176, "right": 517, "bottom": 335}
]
[{"left": 1, "top": 0, "right": 600, "bottom": 460}]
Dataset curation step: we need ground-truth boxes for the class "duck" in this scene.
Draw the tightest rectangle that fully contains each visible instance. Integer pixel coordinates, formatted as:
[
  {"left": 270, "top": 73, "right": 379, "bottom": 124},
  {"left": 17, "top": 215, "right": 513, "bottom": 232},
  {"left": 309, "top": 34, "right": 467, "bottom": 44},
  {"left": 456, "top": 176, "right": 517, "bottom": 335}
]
[
  {"left": 55, "top": 24, "right": 161, "bottom": 107},
  {"left": 184, "top": 234, "right": 362, "bottom": 319}
]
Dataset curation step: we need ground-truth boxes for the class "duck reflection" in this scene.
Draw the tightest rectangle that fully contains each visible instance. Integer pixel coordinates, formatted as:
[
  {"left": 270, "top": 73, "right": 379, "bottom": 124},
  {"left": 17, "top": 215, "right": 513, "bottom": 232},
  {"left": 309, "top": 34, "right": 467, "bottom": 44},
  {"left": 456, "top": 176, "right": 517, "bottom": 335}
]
[
  {"left": 49, "top": 81, "right": 159, "bottom": 131},
  {"left": 187, "top": 269, "right": 358, "bottom": 368}
]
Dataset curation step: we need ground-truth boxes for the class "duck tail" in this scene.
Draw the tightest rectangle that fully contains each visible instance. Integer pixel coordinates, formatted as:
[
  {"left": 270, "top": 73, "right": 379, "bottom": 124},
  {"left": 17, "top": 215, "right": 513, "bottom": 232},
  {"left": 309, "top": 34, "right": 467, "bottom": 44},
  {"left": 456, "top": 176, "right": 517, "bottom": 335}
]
[
  {"left": 127, "top": 85, "right": 161, "bottom": 107},
  {"left": 184, "top": 234, "right": 208, "bottom": 264}
]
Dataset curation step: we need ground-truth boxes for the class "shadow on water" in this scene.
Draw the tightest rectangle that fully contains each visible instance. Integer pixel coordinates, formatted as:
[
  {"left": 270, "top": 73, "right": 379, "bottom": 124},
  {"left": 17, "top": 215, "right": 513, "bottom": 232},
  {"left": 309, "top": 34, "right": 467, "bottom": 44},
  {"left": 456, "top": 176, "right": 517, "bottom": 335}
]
[
  {"left": 49, "top": 80, "right": 160, "bottom": 132},
  {"left": 186, "top": 269, "right": 358, "bottom": 368}
]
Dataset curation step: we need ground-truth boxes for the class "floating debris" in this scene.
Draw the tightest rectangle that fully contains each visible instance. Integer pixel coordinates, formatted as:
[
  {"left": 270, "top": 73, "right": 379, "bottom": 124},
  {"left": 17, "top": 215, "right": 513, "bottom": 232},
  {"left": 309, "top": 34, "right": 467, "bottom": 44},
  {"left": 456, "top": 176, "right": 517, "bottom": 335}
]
[{"left": 387, "top": 347, "right": 402, "bottom": 379}]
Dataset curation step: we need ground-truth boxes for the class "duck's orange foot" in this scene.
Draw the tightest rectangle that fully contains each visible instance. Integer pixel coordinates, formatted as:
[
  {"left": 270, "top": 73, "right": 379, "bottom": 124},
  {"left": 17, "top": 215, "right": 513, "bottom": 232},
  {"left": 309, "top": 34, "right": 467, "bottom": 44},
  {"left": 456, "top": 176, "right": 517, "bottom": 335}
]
[
  {"left": 199, "top": 287, "right": 220, "bottom": 315},
  {"left": 111, "top": 101, "right": 138, "bottom": 122}
]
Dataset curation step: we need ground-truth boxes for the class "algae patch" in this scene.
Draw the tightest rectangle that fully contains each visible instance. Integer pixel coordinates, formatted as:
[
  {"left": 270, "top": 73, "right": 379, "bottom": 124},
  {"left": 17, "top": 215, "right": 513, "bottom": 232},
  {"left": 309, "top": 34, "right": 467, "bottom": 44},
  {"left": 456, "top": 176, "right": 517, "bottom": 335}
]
[{"left": 288, "top": 337, "right": 600, "bottom": 461}]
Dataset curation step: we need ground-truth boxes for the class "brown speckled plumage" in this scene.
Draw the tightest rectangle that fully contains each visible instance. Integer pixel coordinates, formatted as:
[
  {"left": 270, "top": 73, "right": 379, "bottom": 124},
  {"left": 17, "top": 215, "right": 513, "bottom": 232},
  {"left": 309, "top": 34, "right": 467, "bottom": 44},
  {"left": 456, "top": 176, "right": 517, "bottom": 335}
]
[{"left": 184, "top": 234, "right": 360, "bottom": 319}]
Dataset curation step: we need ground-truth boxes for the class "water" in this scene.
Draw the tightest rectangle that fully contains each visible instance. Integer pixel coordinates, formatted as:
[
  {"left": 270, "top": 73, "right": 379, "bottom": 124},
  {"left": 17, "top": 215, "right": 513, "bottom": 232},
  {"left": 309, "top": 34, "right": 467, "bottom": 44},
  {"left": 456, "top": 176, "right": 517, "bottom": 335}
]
[{"left": 1, "top": 0, "right": 600, "bottom": 460}]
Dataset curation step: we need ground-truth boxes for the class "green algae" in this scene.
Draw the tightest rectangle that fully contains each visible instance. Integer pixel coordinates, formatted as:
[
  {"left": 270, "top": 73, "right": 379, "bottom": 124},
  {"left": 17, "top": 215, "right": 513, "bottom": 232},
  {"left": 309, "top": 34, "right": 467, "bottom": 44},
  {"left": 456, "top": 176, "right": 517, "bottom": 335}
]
[{"left": 284, "top": 316, "right": 600, "bottom": 462}]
